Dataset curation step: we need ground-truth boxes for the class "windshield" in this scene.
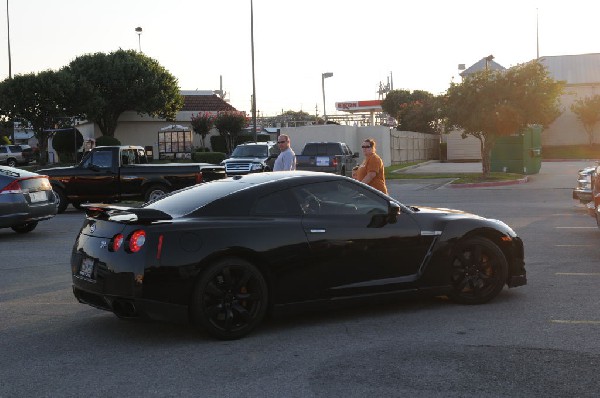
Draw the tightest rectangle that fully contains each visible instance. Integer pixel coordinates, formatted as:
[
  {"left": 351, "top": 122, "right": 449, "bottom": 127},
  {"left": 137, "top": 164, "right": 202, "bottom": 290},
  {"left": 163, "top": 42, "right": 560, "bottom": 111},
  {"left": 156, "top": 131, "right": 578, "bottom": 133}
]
[{"left": 231, "top": 145, "right": 268, "bottom": 158}]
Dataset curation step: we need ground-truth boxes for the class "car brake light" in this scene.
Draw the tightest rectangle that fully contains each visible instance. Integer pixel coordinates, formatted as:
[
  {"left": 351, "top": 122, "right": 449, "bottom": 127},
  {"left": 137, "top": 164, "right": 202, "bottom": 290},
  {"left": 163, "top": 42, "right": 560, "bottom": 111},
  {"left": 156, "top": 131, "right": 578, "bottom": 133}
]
[
  {"left": 196, "top": 172, "right": 203, "bottom": 184},
  {"left": 332, "top": 157, "right": 338, "bottom": 167},
  {"left": 0, "top": 180, "right": 22, "bottom": 194},
  {"left": 127, "top": 230, "right": 146, "bottom": 253},
  {"left": 110, "top": 234, "right": 124, "bottom": 252}
]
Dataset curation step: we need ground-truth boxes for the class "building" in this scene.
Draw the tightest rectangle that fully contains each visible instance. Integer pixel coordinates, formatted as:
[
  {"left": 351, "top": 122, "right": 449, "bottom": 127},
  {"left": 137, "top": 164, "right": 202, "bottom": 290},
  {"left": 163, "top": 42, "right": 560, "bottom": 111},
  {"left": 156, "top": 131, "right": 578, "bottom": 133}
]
[{"left": 539, "top": 53, "right": 600, "bottom": 146}]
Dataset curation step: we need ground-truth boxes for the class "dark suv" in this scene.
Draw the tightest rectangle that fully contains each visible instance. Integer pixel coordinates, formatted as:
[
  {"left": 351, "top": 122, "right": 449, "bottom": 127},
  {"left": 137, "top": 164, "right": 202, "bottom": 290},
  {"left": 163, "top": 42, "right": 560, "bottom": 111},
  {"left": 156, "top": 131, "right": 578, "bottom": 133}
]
[{"left": 220, "top": 142, "right": 279, "bottom": 176}]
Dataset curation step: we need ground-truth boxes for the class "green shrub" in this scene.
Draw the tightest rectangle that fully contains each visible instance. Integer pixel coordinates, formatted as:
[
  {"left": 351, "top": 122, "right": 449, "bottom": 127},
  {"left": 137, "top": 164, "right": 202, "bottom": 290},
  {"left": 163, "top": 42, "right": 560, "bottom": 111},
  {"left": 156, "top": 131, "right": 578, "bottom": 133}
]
[
  {"left": 192, "top": 151, "right": 227, "bottom": 164},
  {"left": 95, "top": 135, "right": 122, "bottom": 146},
  {"left": 52, "top": 128, "right": 84, "bottom": 163}
]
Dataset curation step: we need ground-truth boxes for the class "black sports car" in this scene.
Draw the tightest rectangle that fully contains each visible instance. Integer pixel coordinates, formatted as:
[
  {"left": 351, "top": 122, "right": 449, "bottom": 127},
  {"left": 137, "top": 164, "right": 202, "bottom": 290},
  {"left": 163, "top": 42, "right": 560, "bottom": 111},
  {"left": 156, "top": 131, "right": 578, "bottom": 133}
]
[{"left": 71, "top": 171, "right": 526, "bottom": 340}]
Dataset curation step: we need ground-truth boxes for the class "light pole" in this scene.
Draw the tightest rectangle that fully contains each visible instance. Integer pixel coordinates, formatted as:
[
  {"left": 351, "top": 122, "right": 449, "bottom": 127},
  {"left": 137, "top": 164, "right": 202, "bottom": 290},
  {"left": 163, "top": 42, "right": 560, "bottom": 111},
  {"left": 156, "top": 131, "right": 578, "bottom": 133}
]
[
  {"left": 321, "top": 72, "right": 333, "bottom": 122},
  {"left": 7, "top": 0, "right": 14, "bottom": 144},
  {"left": 135, "top": 27, "right": 142, "bottom": 52},
  {"left": 250, "top": 0, "right": 257, "bottom": 141}
]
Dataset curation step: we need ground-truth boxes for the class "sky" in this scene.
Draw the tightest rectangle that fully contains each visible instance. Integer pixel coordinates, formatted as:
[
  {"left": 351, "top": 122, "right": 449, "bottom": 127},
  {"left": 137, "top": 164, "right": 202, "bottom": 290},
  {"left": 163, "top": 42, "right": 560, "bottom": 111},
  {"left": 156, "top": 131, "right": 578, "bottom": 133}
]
[{"left": 1, "top": 0, "right": 599, "bottom": 117}]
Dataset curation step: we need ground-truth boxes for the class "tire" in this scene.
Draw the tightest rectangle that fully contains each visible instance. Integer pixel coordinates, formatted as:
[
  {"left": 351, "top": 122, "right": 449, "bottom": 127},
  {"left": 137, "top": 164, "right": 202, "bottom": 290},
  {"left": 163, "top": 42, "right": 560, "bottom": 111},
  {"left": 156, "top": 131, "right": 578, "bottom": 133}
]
[
  {"left": 447, "top": 236, "right": 508, "bottom": 305},
  {"left": 191, "top": 257, "right": 268, "bottom": 340},
  {"left": 144, "top": 184, "right": 169, "bottom": 202},
  {"left": 71, "top": 202, "right": 85, "bottom": 211},
  {"left": 6, "top": 158, "right": 17, "bottom": 167},
  {"left": 53, "top": 187, "right": 69, "bottom": 214},
  {"left": 12, "top": 222, "right": 38, "bottom": 233}
]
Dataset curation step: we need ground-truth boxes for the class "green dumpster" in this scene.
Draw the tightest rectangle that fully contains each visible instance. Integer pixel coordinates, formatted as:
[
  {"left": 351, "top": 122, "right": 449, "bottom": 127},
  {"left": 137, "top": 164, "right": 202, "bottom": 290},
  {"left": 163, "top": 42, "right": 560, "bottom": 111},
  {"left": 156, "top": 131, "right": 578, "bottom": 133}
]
[{"left": 490, "top": 125, "right": 542, "bottom": 175}]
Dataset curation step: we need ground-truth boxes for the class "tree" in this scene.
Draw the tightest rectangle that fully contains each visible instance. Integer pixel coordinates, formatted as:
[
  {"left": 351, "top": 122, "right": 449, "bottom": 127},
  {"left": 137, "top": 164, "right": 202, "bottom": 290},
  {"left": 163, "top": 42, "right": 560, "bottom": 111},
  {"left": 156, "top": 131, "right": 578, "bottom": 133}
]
[
  {"left": 571, "top": 95, "right": 600, "bottom": 145},
  {"left": 64, "top": 49, "right": 183, "bottom": 137},
  {"left": 0, "top": 70, "right": 75, "bottom": 164},
  {"left": 381, "top": 89, "right": 439, "bottom": 133},
  {"left": 190, "top": 112, "right": 215, "bottom": 150},
  {"left": 443, "top": 60, "right": 563, "bottom": 176},
  {"left": 214, "top": 111, "right": 248, "bottom": 154}
]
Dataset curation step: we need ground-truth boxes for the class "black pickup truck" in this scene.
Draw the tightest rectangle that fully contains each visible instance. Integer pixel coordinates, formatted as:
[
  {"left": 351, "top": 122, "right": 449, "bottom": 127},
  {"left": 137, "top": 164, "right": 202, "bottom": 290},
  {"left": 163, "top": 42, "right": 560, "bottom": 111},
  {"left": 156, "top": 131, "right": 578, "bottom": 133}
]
[
  {"left": 295, "top": 142, "right": 359, "bottom": 176},
  {"left": 37, "top": 146, "right": 226, "bottom": 213}
]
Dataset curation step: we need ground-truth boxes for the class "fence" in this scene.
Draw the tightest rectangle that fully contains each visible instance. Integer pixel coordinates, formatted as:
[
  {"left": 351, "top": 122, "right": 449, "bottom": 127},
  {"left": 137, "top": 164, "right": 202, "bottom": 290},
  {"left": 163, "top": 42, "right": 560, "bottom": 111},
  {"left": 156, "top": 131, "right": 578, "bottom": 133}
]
[{"left": 389, "top": 130, "right": 439, "bottom": 164}]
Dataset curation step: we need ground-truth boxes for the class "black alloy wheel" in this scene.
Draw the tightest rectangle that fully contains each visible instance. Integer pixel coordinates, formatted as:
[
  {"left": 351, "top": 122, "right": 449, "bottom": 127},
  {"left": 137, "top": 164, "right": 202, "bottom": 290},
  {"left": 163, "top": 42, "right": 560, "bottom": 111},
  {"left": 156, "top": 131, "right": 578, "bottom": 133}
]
[
  {"left": 11, "top": 222, "right": 38, "bottom": 233},
  {"left": 448, "top": 237, "right": 508, "bottom": 305},
  {"left": 192, "top": 258, "right": 268, "bottom": 340}
]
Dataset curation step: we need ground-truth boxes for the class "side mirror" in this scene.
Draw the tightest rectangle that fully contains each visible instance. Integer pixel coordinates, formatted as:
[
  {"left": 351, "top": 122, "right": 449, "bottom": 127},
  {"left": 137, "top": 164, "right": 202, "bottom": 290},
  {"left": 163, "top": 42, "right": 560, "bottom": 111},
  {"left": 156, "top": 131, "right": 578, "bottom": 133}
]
[
  {"left": 352, "top": 152, "right": 359, "bottom": 158},
  {"left": 388, "top": 201, "right": 400, "bottom": 224}
]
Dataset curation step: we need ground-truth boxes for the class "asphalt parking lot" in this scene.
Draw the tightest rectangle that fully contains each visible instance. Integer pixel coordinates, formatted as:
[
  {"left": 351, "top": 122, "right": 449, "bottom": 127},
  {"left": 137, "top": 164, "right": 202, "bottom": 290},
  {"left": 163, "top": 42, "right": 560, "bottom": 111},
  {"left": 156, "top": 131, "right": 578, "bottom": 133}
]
[{"left": 1, "top": 160, "right": 600, "bottom": 397}]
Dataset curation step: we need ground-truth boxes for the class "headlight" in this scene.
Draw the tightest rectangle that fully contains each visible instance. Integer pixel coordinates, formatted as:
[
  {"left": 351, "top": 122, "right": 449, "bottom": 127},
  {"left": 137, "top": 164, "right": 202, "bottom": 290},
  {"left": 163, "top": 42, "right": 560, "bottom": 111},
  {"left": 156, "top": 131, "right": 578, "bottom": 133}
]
[{"left": 251, "top": 163, "right": 262, "bottom": 171}]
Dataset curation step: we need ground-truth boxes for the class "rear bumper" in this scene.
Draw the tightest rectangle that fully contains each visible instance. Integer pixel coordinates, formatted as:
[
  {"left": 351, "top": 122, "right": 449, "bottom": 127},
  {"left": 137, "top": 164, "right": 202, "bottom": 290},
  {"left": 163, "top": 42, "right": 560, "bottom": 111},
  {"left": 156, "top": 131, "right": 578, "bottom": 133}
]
[
  {"left": 0, "top": 201, "right": 57, "bottom": 228},
  {"left": 573, "top": 188, "right": 592, "bottom": 202},
  {"left": 72, "top": 285, "right": 189, "bottom": 323}
]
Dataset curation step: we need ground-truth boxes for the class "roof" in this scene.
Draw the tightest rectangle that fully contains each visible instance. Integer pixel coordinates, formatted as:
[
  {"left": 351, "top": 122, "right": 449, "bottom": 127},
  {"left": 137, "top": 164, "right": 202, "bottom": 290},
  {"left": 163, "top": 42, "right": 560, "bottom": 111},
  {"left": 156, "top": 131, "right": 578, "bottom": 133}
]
[
  {"left": 538, "top": 53, "right": 600, "bottom": 85},
  {"left": 460, "top": 57, "right": 506, "bottom": 77},
  {"left": 181, "top": 93, "right": 238, "bottom": 112}
]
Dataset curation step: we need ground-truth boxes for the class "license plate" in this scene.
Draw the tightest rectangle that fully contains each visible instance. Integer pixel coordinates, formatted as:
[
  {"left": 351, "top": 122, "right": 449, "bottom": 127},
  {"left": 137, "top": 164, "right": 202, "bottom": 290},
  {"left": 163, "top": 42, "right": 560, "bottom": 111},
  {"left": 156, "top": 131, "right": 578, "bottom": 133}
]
[
  {"left": 316, "top": 156, "right": 329, "bottom": 166},
  {"left": 29, "top": 191, "right": 46, "bottom": 203},
  {"left": 79, "top": 257, "right": 95, "bottom": 279}
]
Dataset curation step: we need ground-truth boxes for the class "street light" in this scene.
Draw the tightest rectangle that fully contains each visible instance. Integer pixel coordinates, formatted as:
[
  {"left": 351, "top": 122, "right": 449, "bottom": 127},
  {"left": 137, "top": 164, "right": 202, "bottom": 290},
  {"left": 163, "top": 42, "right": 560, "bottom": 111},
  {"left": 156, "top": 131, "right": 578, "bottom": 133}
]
[
  {"left": 250, "top": 0, "right": 257, "bottom": 141},
  {"left": 135, "top": 27, "right": 142, "bottom": 52},
  {"left": 322, "top": 72, "right": 333, "bottom": 122}
]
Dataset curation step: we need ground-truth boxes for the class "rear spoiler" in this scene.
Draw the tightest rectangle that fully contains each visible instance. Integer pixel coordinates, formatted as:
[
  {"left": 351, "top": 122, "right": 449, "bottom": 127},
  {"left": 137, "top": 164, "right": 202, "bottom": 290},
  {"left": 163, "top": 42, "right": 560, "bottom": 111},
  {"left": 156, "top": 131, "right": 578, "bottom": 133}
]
[{"left": 83, "top": 203, "right": 173, "bottom": 222}]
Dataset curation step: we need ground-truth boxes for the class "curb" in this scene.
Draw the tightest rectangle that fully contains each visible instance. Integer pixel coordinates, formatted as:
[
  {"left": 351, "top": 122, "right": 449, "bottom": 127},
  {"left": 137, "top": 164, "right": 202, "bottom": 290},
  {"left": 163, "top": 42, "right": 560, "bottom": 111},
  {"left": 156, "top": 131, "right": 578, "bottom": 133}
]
[{"left": 447, "top": 176, "right": 529, "bottom": 188}]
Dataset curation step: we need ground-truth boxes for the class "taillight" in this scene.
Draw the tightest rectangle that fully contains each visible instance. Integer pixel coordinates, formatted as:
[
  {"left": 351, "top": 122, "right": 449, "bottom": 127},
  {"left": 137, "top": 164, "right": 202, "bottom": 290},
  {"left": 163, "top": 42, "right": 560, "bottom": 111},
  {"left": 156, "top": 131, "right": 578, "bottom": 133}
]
[
  {"left": 127, "top": 230, "right": 146, "bottom": 253},
  {"left": 0, "top": 180, "right": 22, "bottom": 194},
  {"left": 110, "top": 234, "right": 124, "bottom": 252},
  {"left": 332, "top": 157, "right": 338, "bottom": 167},
  {"left": 196, "top": 172, "right": 203, "bottom": 184}
]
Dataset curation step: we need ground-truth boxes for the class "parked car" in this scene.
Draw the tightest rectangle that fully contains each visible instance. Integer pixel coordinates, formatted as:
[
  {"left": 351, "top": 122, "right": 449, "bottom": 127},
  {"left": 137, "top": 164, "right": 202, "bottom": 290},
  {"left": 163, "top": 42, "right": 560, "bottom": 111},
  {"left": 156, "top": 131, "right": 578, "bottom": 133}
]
[
  {"left": 0, "top": 145, "right": 31, "bottom": 167},
  {"left": 295, "top": 141, "right": 359, "bottom": 176},
  {"left": 71, "top": 171, "right": 526, "bottom": 340},
  {"left": 37, "top": 145, "right": 226, "bottom": 213},
  {"left": 220, "top": 141, "right": 279, "bottom": 176},
  {"left": 0, "top": 166, "right": 57, "bottom": 233},
  {"left": 572, "top": 165, "right": 595, "bottom": 204}
]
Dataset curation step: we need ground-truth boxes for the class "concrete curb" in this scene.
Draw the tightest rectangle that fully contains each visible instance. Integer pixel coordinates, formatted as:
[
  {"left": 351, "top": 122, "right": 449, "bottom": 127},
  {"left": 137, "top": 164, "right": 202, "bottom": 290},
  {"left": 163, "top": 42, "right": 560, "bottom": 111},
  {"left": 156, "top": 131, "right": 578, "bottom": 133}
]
[{"left": 447, "top": 176, "right": 529, "bottom": 188}]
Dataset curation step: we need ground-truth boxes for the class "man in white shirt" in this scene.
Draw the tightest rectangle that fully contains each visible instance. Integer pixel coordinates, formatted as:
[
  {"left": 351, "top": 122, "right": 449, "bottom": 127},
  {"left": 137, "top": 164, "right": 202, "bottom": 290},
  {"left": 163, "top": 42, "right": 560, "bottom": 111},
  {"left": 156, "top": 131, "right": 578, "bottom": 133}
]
[{"left": 273, "top": 134, "right": 296, "bottom": 171}]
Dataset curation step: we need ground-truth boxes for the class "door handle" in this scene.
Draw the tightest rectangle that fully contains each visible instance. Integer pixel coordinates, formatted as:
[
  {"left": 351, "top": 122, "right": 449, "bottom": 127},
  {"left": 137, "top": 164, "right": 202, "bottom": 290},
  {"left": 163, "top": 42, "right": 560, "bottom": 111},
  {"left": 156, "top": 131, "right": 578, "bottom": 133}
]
[{"left": 309, "top": 229, "right": 326, "bottom": 233}]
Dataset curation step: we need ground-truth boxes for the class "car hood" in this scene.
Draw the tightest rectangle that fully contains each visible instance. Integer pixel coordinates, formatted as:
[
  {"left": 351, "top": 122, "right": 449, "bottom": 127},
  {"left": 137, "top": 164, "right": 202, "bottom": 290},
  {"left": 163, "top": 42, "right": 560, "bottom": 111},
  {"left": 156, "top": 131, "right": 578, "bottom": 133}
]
[
  {"left": 222, "top": 157, "right": 268, "bottom": 162},
  {"left": 36, "top": 165, "right": 79, "bottom": 175}
]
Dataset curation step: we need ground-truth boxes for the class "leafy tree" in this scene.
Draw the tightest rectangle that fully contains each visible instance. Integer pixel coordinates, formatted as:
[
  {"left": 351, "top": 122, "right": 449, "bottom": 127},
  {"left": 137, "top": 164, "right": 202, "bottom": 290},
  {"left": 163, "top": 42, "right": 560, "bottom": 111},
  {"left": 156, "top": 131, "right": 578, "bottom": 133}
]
[
  {"left": 95, "top": 135, "right": 121, "bottom": 146},
  {"left": 381, "top": 90, "right": 439, "bottom": 133},
  {"left": 52, "top": 128, "right": 84, "bottom": 163},
  {"left": 64, "top": 49, "right": 183, "bottom": 137},
  {"left": 191, "top": 112, "right": 215, "bottom": 150},
  {"left": 214, "top": 111, "right": 248, "bottom": 154},
  {"left": 571, "top": 95, "right": 600, "bottom": 145},
  {"left": 443, "top": 60, "right": 563, "bottom": 176},
  {"left": 0, "top": 70, "right": 75, "bottom": 164}
]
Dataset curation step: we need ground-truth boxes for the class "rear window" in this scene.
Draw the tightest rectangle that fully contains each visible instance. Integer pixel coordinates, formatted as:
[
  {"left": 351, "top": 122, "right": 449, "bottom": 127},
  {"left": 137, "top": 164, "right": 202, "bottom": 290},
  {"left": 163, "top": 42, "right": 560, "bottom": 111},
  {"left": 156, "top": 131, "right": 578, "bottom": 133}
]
[
  {"left": 302, "top": 143, "right": 342, "bottom": 156},
  {"left": 145, "top": 179, "right": 253, "bottom": 217}
]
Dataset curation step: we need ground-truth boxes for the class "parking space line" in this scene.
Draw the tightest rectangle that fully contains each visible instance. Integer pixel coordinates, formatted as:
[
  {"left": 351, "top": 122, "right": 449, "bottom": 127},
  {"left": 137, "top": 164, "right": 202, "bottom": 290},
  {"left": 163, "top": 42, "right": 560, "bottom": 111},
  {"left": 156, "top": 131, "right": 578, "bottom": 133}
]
[
  {"left": 551, "top": 320, "right": 600, "bottom": 325},
  {"left": 555, "top": 272, "right": 600, "bottom": 276},
  {"left": 555, "top": 244, "right": 593, "bottom": 247},
  {"left": 555, "top": 226, "right": 597, "bottom": 229}
]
